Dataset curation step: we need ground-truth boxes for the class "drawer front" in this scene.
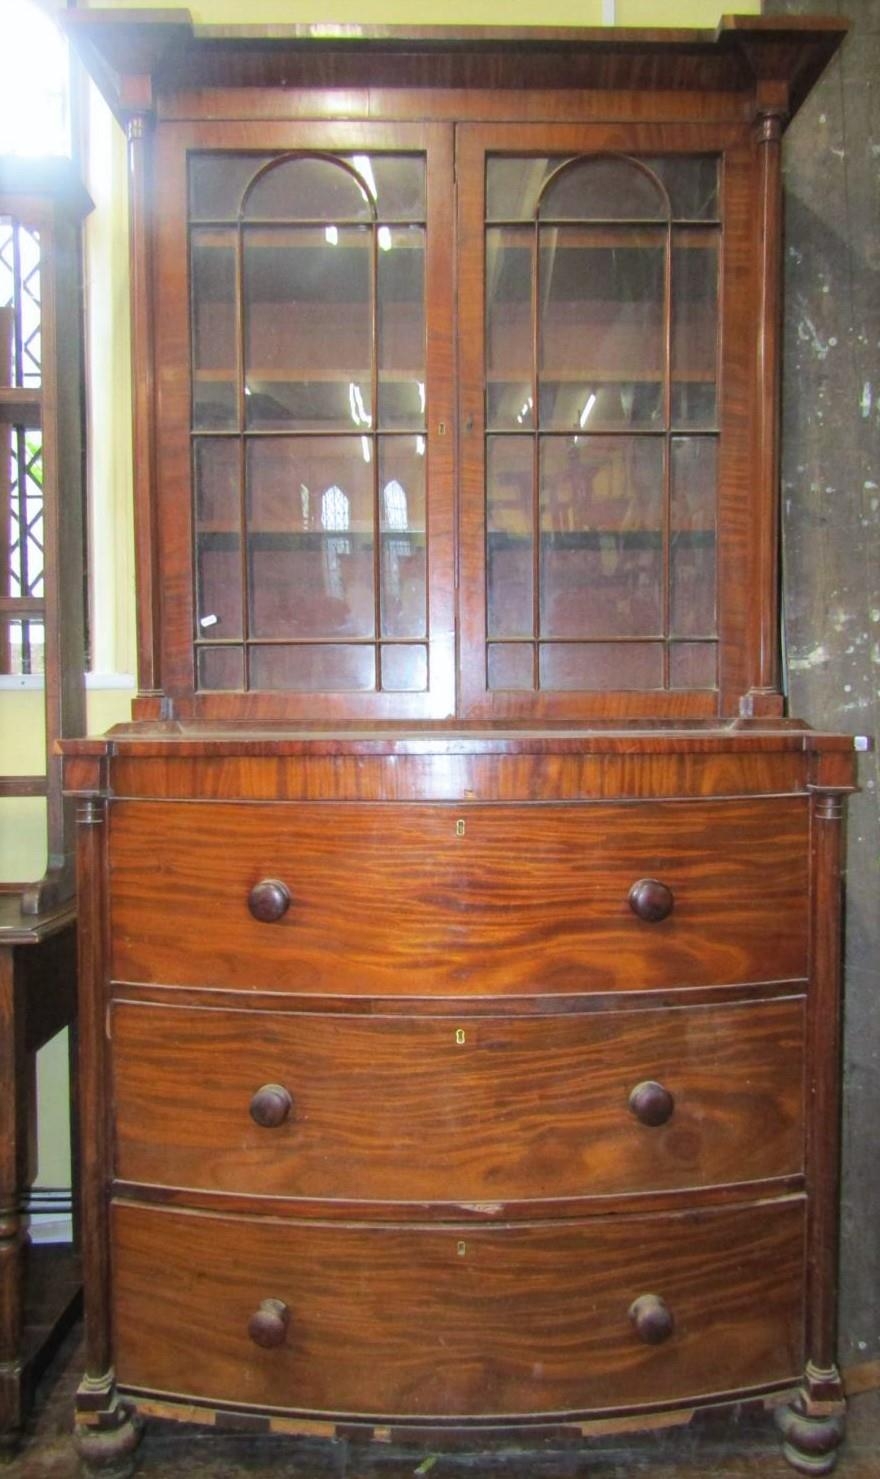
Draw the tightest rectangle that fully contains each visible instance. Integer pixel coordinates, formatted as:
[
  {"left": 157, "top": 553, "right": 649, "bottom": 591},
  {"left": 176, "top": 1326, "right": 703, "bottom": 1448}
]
[
  {"left": 109, "top": 798, "right": 808, "bottom": 994},
  {"left": 112, "top": 1199, "right": 805, "bottom": 1417},
  {"left": 112, "top": 997, "right": 804, "bottom": 1202}
]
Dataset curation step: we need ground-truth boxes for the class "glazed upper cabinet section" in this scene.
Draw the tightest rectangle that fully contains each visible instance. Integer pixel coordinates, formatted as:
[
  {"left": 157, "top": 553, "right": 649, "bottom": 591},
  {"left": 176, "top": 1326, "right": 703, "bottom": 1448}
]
[
  {"left": 154, "top": 122, "right": 455, "bottom": 720},
  {"left": 62, "top": 17, "right": 848, "bottom": 724},
  {"left": 165, "top": 122, "right": 754, "bottom": 721},
  {"left": 458, "top": 124, "right": 756, "bottom": 719}
]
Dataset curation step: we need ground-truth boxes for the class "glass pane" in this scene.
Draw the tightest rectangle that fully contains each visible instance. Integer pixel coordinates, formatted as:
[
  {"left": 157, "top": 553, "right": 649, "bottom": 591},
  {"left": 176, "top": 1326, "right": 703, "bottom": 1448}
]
[
  {"left": 243, "top": 156, "right": 373, "bottom": 221},
  {"left": 646, "top": 157, "right": 719, "bottom": 221},
  {"left": 487, "top": 155, "right": 717, "bottom": 224},
  {"left": 197, "top": 646, "right": 244, "bottom": 691},
  {"left": 244, "top": 225, "right": 372, "bottom": 431},
  {"left": 539, "top": 157, "right": 669, "bottom": 221},
  {"left": 378, "top": 226, "right": 425, "bottom": 430},
  {"left": 190, "top": 155, "right": 273, "bottom": 221},
  {"left": 540, "top": 642, "right": 663, "bottom": 690},
  {"left": 190, "top": 153, "right": 425, "bottom": 224},
  {"left": 191, "top": 229, "right": 237, "bottom": 431},
  {"left": 381, "top": 644, "right": 427, "bottom": 691},
  {"left": 669, "top": 642, "right": 717, "bottom": 689},
  {"left": 250, "top": 644, "right": 375, "bottom": 691},
  {"left": 194, "top": 439, "right": 242, "bottom": 641},
  {"left": 487, "top": 158, "right": 555, "bottom": 221},
  {"left": 0, "top": 218, "right": 41, "bottom": 387},
  {"left": 486, "top": 228, "right": 533, "bottom": 430},
  {"left": 539, "top": 228, "right": 665, "bottom": 431},
  {"left": 671, "top": 437, "right": 717, "bottom": 638},
  {"left": 672, "top": 229, "right": 719, "bottom": 429},
  {"left": 1, "top": 615, "right": 44, "bottom": 677},
  {"left": 487, "top": 436, "right": 534, "bottom": 639},
  {"left": 247, "top": 438, "right": 375, "bottom": 640},
  {"left": 366, "top": 156, "right": 425, "bottom": 221},
  {"left": 540, "top": 437, "right": 663, "bottom": 639},
  {"left": 488, "top": 643, "right": 534, "bottom": 690},
  {"left": 379, "top": 437, "right": 426, "bottom": 640}
]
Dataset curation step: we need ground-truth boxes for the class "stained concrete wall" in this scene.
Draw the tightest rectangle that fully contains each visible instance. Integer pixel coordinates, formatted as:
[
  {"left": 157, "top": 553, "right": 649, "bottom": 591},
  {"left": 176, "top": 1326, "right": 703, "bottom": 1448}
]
[{"left": 767, "top": 0, "right": 879, "bottom": 1373}]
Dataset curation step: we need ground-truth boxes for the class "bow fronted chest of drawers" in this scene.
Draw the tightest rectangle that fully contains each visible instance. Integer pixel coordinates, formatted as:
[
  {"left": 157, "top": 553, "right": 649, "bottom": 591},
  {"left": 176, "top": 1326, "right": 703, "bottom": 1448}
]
[{"left": 61, "top": 12, "right": 862, "bottom": 1473}]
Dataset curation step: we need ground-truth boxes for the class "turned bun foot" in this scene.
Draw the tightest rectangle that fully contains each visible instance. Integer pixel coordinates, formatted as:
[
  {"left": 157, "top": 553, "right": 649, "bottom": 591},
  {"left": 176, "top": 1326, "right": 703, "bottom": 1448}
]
[
  {"left": 74, "top": 1406, "right": 142, "bottom": 1473},
  {"left": 776, "top": 1400, "right": 846, "bottom": 1475}
]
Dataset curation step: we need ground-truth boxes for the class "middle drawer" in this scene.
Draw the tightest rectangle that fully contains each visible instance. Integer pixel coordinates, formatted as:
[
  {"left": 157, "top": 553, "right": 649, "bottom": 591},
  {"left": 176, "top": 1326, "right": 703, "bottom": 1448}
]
[{"left": 112, "top": 997, "right": 804, "bottom": 1203}]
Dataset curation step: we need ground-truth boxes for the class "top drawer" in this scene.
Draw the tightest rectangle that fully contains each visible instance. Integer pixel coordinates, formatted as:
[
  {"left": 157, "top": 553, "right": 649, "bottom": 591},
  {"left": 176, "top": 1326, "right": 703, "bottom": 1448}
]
[{"left": 108, "top": 798, "right": 808, "bottom": 994}]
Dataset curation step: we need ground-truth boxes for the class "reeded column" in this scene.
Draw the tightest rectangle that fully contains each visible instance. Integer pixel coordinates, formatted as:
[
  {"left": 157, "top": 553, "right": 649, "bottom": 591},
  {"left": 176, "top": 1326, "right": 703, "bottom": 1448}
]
[
  {"left": 747, "top": 102, "right": 788, "bottom": 715},
  {"left": 126, "top": 112, "right": 163, "bottom": 712},
  {"left": 72, "top": 797, "right": 141, "bottom": 1463}
]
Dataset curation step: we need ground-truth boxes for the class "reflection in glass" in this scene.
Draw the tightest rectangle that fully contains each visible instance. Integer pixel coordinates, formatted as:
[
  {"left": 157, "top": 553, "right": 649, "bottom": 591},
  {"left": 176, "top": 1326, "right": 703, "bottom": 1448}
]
[
  {"left": 191, "top": 232, "right": 236, "bottom": 432},
  {"left": 487, "top": 436, "right": 533, "bottom": 639},
  {"left": 540, "top": 437, "right": 663, "bottom": 639},
  {"left": 247, "top": 437, "right": 374, "bottom": 640},
  {"left": 190, "top": 155, "right": 273, "bottom": 221},
  {"left": 672, "top": 229, "right": 719, "bottom": 428},
  {"left": 671, "top": 436, "right": 717, "bottom": 637},
  {"left": 486, "top": 228, "right": 533, "bottom": 429},
  {"left": 380, "top": 439, "right": 426, "bottom": 640},
  {"left": 197, "top": 646, "right": 244, "bottom": 691},
  {"left": 244, "top": 156, "right": 373, "bottom": 222},
  {"left": 191, "top": 152, "right": 425, "bottom": 224},
  {"left": 194, "top": 439, "right": 243, "bottom": 640},
  {"left": 540, "top": 642, "right": 663, "bottom": 691},
  {"left": 669, "top": 641, "right": 716, "bottom": 689},
  {"left": 244, "top": 225, "right": 372, "bottom": 431},
  {"left": 378, "top": 226, "right": 425, "bottom": 430},
  {"left": 539, "top": 157, "right": 668, "bottom": 221},
  {"left": 250, "top": 644, "right": 376, "bottom": 691},
  {"left": 487, "top": 155, "right": 717, "bottom": 224},
  {"left": 539, "top": 229, "right": 665, "bottom": 430},
  {"left": 488, "top": 644, "right": 534, "bottom": 691},
  {"left": 381, "top": 644, "right": 427, "bottom": 691}
]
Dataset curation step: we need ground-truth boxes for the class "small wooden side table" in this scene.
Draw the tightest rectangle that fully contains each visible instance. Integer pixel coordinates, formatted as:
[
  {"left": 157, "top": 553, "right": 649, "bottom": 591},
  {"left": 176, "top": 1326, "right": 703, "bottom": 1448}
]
[{"left": 0, "top": 896, "right": 81, "bottom": 1442}]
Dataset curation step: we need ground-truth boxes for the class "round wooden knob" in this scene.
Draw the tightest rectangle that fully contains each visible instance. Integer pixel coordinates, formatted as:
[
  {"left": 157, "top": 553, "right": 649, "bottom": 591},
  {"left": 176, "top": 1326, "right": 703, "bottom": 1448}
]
[
  {"left": 248, "top": 1298, "right": 290, "bottom": 1349},
  {"left": 628, "top": 878, "right": 674, "bottom": 923},
  {"left": 629, "top": 1080, "right": 675, "bottom": 1127},
  {"left": 248, "top": 878, "right": 292, "bottom": 923},
  {"left": 249, "top": 1083, "right": 293, "bottom": 1129},
  {"left": 629, "top": 1294, "right": 674, "bottom": 1345}
]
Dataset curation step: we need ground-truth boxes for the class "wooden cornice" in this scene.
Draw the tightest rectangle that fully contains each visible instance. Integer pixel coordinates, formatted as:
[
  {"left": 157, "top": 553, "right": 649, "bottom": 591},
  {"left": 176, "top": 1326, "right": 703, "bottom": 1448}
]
[{"left": 63, "top": 9, "right": 847, "bottom": 127}]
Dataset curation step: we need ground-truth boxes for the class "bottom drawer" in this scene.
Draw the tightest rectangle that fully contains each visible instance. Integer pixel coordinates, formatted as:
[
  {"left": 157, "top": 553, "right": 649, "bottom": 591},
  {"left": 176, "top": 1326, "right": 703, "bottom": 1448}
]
[{"left": 112, "top": 1200, "right": 804, "bottom": 1419}]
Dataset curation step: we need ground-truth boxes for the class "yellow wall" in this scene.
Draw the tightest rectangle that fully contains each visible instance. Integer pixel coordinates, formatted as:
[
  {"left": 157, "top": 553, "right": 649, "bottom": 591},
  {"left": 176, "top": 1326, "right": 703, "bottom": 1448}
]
[{"left": 86, "top": 0, "right": 760, "bottom": 24}]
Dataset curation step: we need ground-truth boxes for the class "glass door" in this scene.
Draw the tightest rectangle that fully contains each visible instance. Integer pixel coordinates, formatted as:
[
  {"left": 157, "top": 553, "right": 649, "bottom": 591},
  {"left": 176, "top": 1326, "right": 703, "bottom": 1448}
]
[
  {"left": 457, "top": 124, "right": 746, "bottom": 721},
  {"left": 154, "top": 122, "right": 454, "bottom": 720}
]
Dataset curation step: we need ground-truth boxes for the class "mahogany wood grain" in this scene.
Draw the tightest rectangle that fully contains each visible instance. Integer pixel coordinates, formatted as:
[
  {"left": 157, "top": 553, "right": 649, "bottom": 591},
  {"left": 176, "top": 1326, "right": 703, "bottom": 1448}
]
[
  {"left": 110, "top": 996, "right": 805, "bottom": 1205},
  {"left": 112, "top": 1174, "right": 807, "bottom": 1229},
  {"left": 110, "top": 1197, "right": 805, "bottom": 1418},
  {"left": 108, "top": 797, "right": 808, "bottom": 995},
  {"left": 805, "top": 790, "right": 846, "bottom": 1377},
  {"left": 62, "top": 14, "right": 847, "bottom": 129},
  {"left": 73, "top": 800, "right": 112, "bottom": 1387},
  {"left": 105, "top": 749, "right": 810, "bottom": 804},
  {"left": 749, "top": 101, "right": 785, "bottom": 708}
]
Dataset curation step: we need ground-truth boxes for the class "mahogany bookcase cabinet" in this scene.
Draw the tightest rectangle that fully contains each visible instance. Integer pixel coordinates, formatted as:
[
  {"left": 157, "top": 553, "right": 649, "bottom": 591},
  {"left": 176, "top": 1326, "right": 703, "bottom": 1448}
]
[{"left": 62, "top": 12, "right": 864, "bottom": 1474}]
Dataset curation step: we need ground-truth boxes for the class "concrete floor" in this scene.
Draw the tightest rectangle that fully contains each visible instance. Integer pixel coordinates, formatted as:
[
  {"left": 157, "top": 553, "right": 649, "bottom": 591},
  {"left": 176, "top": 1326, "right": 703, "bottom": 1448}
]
[{"left": 4, "top": 1330, "right": 880, "bottom": 1477}]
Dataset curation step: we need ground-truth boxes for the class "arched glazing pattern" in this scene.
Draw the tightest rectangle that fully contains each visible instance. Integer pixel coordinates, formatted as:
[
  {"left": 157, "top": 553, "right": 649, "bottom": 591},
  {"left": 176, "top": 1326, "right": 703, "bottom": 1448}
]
[
  {"left": 188, "top": 150, "right": 428, "bottom": 694},
  {"left": 484, "top": 151, "right": 720, "bottom": 694}
]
